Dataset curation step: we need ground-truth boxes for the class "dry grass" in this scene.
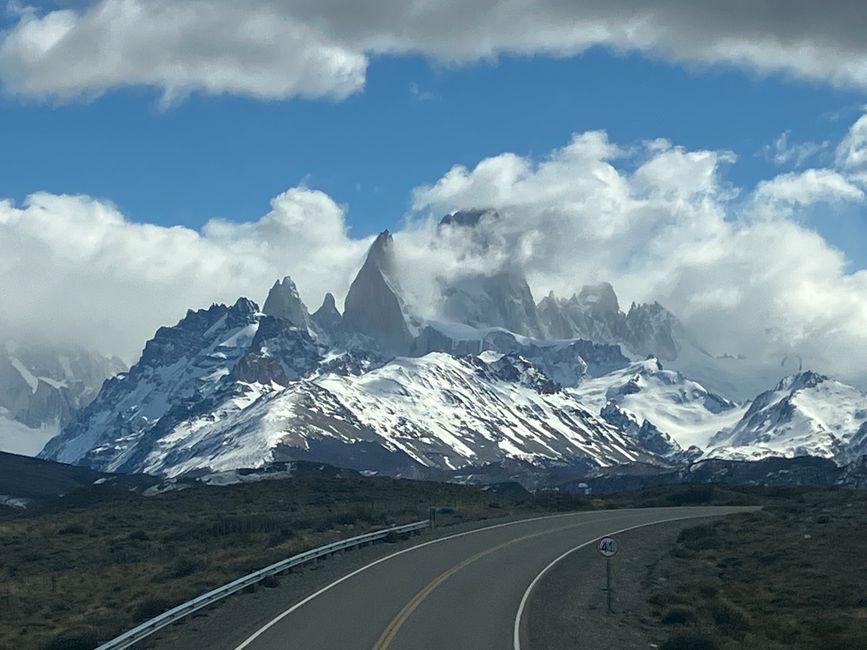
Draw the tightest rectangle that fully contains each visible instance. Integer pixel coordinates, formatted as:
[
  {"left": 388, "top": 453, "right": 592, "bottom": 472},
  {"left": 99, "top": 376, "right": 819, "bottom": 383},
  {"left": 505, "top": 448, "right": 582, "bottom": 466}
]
[
  {"left": 648, "top": 488, "right": 867, "bottom": 650},
  {"left": 0, "top": 475, "right": 569, "bottom": 650}
]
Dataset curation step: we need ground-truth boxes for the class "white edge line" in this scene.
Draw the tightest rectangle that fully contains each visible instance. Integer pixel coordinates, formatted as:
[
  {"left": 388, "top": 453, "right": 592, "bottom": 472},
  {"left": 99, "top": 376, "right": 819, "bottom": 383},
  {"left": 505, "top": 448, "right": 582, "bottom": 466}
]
[
  {"left": 234, "top": 510, "right": 603, "bottom": 650},
  {"left": 511, "top": 508, "right": 749, "bottom": 650},
  {"left": 234, "top": 508, "right": 745, "bottom": 650}
]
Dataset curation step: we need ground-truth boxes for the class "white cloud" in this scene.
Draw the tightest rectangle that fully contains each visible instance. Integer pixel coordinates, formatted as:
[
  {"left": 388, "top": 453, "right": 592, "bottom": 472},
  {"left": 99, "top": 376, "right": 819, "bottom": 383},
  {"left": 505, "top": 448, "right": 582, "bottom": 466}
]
[
  {"left": 0, "top": 1, "right": 367, "bottom": 103},
  {"left": 407, "top": 122, "right": 867, "bottom": 387},
  {"left": 837, "top": 114, "right": 867, "bottom": 170},
  {"left": 763, "top": 131, "right": 828, "bottom": 167},
  {"left": 2, "top": 114, "right": 867, "bottom": 391},
  {"left": 5, "top": 1, "right": 867, "bottom": 102},
  {"left": 409, "top": 82, "right": 438, "bottom": 102},
  {"left": 0, "top": 188, "right": 369, "bottom": 359},
  {"left": 753, "top": 168, "right": 864, "bottom": 207}
]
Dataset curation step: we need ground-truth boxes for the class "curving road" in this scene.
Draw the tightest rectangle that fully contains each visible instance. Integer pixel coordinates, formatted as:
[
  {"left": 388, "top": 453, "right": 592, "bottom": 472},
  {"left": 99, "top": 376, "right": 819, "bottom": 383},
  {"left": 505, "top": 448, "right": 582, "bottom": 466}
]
[{"left": 234, "top": 507, "right": 751, "bottom": 650}]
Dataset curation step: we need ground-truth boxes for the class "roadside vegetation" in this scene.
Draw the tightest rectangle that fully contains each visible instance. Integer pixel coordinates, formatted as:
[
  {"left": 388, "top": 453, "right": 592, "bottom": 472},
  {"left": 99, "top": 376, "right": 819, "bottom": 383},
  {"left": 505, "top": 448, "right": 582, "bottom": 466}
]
[
  {"left": 2, "top": 474, "right": 861, "bottom": 650},
  {"left": 0, "top": 474, "right": 586, "bottom": 650},
  {"left": 648, "top": 487, "right": 867, "bottom": 649}
]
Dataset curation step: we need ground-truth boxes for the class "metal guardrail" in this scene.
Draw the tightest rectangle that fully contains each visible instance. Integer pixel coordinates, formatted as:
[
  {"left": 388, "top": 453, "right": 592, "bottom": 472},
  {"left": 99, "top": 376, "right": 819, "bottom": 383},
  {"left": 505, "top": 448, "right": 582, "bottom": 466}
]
[{"left": 96, "top": 520, "right": 430, "bottom": 650}]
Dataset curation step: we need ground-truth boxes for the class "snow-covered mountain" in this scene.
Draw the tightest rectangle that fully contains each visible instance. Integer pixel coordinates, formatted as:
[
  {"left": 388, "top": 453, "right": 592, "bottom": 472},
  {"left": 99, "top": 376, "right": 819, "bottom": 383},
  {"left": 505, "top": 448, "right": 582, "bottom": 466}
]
[
  {"left": 707, "top": 371, "right": 867, "bottom": 464},
  {"left": 40, "top": 294, "right": 325, "bottom": 468},
  {"left": 42, "top": 325, "right": 657, "bottom": 476},
  {"left": 570, "top": 358, "right": 746, "bottom": 455},
  {"left": 538, "top": 283, "right": 680, "bottom": 361},
  {"left": 0, "top": 344, "right": 124, "bottom": 455},
  {"left": 39, "top": 239, "right": 663, "bottom": 476},
  {"left": 37, "top": 214, "right": 867, "bottom": 480},
  {"left": 431, "top": 213, "right": 768, "bottom": 400}
]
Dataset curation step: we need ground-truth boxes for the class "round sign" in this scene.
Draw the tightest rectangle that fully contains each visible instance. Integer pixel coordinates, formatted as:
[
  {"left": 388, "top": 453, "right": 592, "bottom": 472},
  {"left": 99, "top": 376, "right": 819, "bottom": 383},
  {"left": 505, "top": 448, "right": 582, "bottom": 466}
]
[{"left": 597, "top": 536, "right": 618, "bottom": 558}]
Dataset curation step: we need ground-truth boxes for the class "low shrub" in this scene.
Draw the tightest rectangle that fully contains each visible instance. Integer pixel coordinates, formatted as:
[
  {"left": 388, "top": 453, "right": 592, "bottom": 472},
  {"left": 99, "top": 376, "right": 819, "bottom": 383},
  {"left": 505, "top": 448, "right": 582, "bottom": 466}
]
[
  {"left": 57, "top": 524, "right": 86, "bottom": 535},
  {"left": 676, "top": 524, "right": 719, "bottom": 551},
  {"left": 707, "top": 597, "right": 750, "bottom": 632},
  {"left": 660, "top": 632, "right": 720, "bottom": 650},
  {"left": 261, "top": 575, "right": 280, "bottom": 589},
  {"left": 133, "top": 597, "right": 173, "bottom": 621},
  {"left": 42, "top": 631, "right": 100, "bottom": 650},
  {"left": 167, "top": 556, "right": 204, "bottom": 579},
  {"left": 661, "top": 605, "right": 698, "bottom": 625}
]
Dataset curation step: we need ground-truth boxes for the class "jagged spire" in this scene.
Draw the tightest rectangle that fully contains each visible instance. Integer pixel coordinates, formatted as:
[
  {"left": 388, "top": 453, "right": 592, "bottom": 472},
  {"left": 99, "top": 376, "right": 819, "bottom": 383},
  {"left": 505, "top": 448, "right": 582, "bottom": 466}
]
[
  {"left": 342, "top": 231, "right": 413, "bottom": 355},
  {"left": 311, "top": 292, "right": 343, "bottom": 333},
  {"left": 262, "top": 276, "right": 310, "bottom": 330}
]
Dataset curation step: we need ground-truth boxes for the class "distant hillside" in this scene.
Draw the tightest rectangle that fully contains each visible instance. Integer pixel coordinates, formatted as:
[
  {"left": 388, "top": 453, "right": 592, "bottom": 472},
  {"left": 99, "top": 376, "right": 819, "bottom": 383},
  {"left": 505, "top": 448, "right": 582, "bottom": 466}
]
[{"left": 0, "top": 451, "right": 106, "bottom": 501}]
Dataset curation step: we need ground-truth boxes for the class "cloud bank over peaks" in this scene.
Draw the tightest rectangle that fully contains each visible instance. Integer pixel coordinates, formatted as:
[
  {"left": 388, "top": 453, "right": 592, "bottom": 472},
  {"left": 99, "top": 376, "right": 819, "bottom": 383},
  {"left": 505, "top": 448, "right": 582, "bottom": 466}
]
[
  {"left": 404, "top": 124, "right": 867, "bottom": 387},
  {"left": 1, "top": 116, "right": 867, "bottom": 390},
  {"left": 0, "top": 187, "right": 370, "bottom": 360}
]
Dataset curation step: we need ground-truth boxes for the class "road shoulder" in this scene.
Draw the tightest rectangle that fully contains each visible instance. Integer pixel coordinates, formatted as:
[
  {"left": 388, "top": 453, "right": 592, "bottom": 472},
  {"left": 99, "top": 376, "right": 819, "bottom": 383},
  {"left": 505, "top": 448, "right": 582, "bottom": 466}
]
[{"left": 526, "top": 518, "right": 709, "bottom": 650}]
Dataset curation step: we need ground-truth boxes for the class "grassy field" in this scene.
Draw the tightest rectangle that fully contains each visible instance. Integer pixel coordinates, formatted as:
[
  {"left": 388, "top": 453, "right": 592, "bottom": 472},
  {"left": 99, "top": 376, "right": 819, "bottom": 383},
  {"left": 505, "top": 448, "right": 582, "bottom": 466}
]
[
  {"left": 0, "top": 474, "right": 586, "bottom": 650},
  {"left": 647, "top": 487, "right": 867, "bottom": 650}
]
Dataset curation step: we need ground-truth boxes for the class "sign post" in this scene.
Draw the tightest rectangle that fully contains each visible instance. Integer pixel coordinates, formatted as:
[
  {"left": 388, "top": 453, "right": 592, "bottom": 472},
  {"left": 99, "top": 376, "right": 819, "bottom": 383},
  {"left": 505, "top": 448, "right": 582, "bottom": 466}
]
[{"left": 596, "top": 536, "right": 618, "bottom": 613}]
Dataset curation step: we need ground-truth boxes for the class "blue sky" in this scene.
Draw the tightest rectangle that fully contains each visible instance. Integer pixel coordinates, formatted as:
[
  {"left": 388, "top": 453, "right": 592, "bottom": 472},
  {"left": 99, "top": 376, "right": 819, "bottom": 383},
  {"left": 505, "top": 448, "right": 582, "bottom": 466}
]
[
  {"left": 2, "top": 47, "right": 865, "bottom": 265},
  {"left": 2, "top": 1, "right": 867, "bottom": 382}
]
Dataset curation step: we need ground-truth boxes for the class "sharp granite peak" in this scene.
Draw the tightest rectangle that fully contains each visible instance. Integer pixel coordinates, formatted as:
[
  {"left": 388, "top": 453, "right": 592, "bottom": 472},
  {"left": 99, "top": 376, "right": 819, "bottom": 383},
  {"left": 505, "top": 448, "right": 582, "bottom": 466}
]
[
  {"left": 36, "top": 209, "right": 867, "bottom": 481},
  {"left": 343, "top": 230, "right": 416, "bottom": 356},
  {"left": 538, "top": 282, "right": 680, "bottom": 361},
  {"left": 262, "top": 276, "right": 311, "bottom": 332}
]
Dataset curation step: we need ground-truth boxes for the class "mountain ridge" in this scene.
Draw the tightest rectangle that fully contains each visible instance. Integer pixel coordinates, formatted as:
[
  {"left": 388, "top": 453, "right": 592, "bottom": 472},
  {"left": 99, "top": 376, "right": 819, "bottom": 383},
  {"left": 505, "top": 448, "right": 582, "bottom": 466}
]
[{"left": 34, "top": 213, "right": 867, "bottom": 482}]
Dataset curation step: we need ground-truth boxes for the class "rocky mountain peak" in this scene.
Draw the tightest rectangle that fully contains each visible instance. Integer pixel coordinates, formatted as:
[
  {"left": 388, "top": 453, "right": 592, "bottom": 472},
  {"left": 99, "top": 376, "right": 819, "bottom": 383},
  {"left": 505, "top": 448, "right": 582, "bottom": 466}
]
[
  {"left": 319, "top": 292, "right": 338, "bottom": 312},
  {"left": 442, "top": 269, "right": 543, "bottom": 338},
  {"left": 707, "top": 371, "right": 867, "bottom": 465},
  {"left": 230, "top": 297, "right": 259, "bottom": 319},
  {"left": 311, "top": 292, "right": 343, "bottom": 334},
  {"left": 342, "top": 231, "right": 413, "bottom": 355},
  {"left": 262, "top": 276, "right": 310, "bottom": 330},
  {"left": 439, "top": 208, "right": 499, "bottom": 229},
  {"left": 472, "top": 352, "right": 559, "bottom": 394},
  {"left": 367, "top": 230, "right": 395, "bottom": 270},
  {"left": 0, "top": 343, "right": 125, "bottom": 455},
  {"left": 577, "top": 282, "right": 620, "bottom": 316},
  {"left": 537, "top": 283, "right": 682, "bottom": 362},
  {"left": 775, "top": 370, "right": 828, "bottom": 393}
]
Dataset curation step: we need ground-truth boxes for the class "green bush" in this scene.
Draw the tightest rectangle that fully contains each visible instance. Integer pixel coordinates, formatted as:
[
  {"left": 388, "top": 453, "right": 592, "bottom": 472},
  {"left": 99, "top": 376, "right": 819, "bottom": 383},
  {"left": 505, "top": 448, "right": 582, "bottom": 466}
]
[
  {"left": 42, "top": 632, "right": 100, "bottom": 650},
  {"left": 167, "top": 556, "right": 204, "bottom": 579},
  {"left": 261, "top": 575, "right": 280, "bottom": 588},
  {"left": 666, "top": 484, "right": 715, "bottom": 506},
  {"left": 650, "top": 591, "right": 689, "bottom": 609},
  {"left": 677, "top": 524, "right": 719, "bottom": 551},
  {"left": 57, "top": 524, "right": 86, "bottom": 535},
  {"left": 661, "top": 605, "right": 698, "bottom": 625},
  {"left": 708, "top": 597, "right": 750, "bottom": 632},
  {"left": 267, "top": 527, "right": 295, "bottom": 547},
  {"left": 660, "top": 632, "right": 721, "bottom": 650},
  {"left": 133, "top": 597, "right": 173, "bottom": 621}
]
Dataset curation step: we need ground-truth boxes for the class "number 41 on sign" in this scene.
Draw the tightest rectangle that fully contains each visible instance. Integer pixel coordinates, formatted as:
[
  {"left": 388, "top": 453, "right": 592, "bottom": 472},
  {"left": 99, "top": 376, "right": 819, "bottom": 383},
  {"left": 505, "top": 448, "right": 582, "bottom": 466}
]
[
  {"left": 596, "top": 536, "right": 618, "bottom": 613},
  {"left": 597, "top": 536, "right": 618, "bottom": 558}
]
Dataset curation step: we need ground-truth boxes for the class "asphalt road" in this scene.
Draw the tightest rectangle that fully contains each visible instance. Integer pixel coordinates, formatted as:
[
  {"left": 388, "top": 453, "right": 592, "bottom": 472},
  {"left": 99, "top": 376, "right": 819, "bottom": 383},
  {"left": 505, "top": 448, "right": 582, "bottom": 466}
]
[{"left": 233, "top": 506, "right": 751, "bottom": 650}]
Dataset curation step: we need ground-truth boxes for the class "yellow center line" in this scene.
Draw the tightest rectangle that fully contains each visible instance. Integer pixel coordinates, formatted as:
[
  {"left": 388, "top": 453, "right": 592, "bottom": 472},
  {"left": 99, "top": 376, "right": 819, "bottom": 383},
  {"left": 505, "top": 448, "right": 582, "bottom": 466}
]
[{"left": 371, "top": 516, "right": 628, "bottom": 650}]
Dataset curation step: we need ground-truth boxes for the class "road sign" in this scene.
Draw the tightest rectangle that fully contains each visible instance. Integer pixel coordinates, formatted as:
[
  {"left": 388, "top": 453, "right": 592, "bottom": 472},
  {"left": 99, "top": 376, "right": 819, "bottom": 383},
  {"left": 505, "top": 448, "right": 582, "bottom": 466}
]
[{"left": 596, "top": 536, "right": 618, "bottom": 558}]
